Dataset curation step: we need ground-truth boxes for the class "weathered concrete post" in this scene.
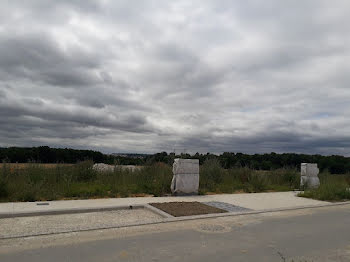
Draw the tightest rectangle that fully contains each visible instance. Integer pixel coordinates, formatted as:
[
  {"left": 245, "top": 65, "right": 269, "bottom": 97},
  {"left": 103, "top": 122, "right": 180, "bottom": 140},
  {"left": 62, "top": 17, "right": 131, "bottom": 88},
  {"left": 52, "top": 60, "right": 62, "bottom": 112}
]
[
  {"left": 300, "top": 163, "right": 320, "bottom": 189},
  {"left": 171, "top": 159, "right": 199, "bottom": 195}
]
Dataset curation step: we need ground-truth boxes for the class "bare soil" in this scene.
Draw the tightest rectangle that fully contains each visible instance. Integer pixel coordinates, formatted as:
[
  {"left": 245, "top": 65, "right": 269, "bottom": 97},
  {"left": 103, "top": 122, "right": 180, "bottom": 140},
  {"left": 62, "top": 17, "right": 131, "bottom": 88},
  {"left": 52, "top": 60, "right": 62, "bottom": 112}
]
[{"left": 149, "top": 201, "right": 227, "bottom": 217}]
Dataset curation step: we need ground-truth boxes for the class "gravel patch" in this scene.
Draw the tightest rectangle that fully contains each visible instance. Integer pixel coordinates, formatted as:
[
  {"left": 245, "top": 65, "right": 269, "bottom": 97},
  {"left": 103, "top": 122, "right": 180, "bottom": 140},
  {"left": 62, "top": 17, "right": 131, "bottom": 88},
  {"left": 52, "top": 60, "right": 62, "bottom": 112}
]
[
  {"left": 0, "top": 209, "right": 162, "bottom": 239},
  {"left": 203, "top": 201, "right": 251, "bottom": 212},
  {"left": 149, "top": 201, "right": 227, "bottom": 217}
]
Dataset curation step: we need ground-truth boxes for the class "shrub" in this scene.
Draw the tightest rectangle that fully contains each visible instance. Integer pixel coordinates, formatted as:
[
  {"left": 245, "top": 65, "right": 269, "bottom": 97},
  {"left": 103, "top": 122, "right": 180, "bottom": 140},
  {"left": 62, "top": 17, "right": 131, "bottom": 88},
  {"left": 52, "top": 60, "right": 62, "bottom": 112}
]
[
  {"left": 200, "top": 159, "right": 225, "bottom": 191},
  {"left": 245, "top": 173, "right": 267, "bottom": 193},
  {"left": 229, "top": 167, "right": 252, "bottom": 184},
  {"left": 0, "top": 181, "right": 8, "bottom": 199},
  {"left": 266, "top": 168, "right": 300, "bottom": 189},
  {"left": 74, "top": 160, "right": 96, "bottom": 181},
  {"left": 140, "top": 163, "right": 172, "bottom": 196},
  {"left": 0, "top": 162, "right": 9, "bottom": 199},
  {"left": 20, "top": 191, "right": 37, "bottom": 202}
]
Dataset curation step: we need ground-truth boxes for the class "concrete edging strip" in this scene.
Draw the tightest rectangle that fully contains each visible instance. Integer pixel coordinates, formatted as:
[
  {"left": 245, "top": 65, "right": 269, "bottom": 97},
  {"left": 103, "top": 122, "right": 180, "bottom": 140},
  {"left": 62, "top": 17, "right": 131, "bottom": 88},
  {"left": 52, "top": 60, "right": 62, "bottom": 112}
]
[
  {"left": 144, "top": 204, "right": 174, "bottom": 218},
  {"left": 0, "top": 204, "right": 145, "bottom": 219}
]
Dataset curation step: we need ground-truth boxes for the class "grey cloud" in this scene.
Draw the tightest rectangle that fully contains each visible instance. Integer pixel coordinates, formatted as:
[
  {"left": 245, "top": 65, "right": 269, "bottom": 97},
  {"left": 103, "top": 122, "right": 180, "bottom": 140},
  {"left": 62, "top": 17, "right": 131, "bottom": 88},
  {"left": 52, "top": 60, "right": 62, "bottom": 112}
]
[
  {"left": 0, "top": 89, "right": 155, "bottom": 140},
  {"left": 0, "top": 33, "right": 104, "bottom": 87},
  {"left": 0, "top": 0, "right": 350, "bottom": 155},
  {"left": 0, "top": 89, "right": 6, "bottom": 99}
]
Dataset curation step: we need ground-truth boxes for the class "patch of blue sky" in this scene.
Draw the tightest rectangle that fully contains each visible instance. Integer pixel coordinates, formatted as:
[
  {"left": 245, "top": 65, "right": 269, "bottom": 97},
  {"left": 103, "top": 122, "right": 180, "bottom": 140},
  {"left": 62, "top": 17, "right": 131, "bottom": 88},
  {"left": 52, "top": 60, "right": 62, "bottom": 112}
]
[
  {"left": 240, "top": 106, "right": 261, "bottom": 112},
  {"left": 312, "top": 112, "right": 332, "bottom": 119}
]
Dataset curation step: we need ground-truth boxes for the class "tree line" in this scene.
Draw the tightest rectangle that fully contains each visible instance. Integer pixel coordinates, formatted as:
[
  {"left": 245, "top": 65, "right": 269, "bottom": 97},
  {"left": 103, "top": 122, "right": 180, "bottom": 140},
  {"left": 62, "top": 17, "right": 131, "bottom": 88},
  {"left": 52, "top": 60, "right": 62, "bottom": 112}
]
[
  {"left": 0, "top": 146, "right": 112, "bottom": 164},
  {"left": 147, "top": 152, "right": 350, "bottom": 174},
  {"left": 1, "top": 147, "right": 350, "bottom": 174}
]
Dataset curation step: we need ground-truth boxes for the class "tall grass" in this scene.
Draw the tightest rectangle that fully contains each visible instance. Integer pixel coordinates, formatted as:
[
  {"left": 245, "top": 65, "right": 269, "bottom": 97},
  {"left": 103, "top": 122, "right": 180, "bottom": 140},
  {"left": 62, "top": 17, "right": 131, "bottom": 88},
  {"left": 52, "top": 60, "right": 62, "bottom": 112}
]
[
  {"left": 0, "top": 161, "right": 173, "bottom": 202},
  {"left": 299, "top": 171, "right": 350, "bottom": 201},
  {"left": 0, "top": 160, "right": 303, "bottom": 202},
  {"left": 200, "top": 159, "right": 299, "bottom": 194}
]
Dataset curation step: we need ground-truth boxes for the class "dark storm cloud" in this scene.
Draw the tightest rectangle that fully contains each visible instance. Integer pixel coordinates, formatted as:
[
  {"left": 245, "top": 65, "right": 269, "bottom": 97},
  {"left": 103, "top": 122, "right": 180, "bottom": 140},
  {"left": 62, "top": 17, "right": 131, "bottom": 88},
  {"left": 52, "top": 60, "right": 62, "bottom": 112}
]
[{"left": 0, "top": 0, "right": 350, "bottom": 155}]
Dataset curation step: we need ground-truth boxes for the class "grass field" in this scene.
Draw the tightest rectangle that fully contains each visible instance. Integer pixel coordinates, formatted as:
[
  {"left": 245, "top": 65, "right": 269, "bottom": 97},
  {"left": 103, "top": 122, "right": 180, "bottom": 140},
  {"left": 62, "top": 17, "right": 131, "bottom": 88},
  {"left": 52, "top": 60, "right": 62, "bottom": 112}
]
[{"left": 0, "top": 160, "right": 348, "bottom": 202}]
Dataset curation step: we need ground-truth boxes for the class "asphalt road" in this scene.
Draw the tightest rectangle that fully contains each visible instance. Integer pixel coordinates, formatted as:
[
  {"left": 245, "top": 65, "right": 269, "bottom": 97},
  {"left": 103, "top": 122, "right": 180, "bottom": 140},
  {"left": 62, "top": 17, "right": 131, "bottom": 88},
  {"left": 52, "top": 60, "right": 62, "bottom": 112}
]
[{"left": 1, "top": 205, "right": 350, "bottom": 262}]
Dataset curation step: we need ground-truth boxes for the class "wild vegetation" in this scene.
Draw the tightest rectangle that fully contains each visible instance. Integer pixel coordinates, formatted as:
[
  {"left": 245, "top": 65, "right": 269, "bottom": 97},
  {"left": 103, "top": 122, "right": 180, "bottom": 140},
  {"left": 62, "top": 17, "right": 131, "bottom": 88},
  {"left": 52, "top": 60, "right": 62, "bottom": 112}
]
[
  {"left": 0, "top": 160, "right": 302, "bottom": 202},
  {"left": 0, "top": 161, "right": 170, "bottom": 202},
  {"left": 299, "top": 171, "right": 350, "bottom": 201},
  {"left": 199, "top": 159, "right": 300, "bottom": 194}
]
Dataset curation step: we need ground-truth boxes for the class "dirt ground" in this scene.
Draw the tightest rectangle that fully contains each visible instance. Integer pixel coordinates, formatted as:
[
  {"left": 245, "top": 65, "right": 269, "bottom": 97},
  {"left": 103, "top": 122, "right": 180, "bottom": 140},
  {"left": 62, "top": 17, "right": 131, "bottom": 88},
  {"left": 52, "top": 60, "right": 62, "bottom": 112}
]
[{"left": 149, "top": 201, "right": 227, "bottom": 217}]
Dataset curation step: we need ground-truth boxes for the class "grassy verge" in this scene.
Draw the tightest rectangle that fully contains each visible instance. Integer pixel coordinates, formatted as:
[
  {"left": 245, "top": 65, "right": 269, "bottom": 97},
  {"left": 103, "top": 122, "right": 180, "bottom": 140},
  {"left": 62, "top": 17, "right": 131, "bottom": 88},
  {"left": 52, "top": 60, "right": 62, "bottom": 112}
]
[
  {"left": 298, "top": 172, "right": 350, "bottom": 201},
  {"left": 0, "top": 160, "right": 302, "bottom": 202}
]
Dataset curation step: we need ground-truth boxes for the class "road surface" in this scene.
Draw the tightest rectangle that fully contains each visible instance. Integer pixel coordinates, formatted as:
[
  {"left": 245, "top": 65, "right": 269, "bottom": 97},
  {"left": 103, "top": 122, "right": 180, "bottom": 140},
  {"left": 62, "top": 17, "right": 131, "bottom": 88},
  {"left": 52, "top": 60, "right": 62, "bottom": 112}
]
[{"left": 0, "top": 205, "right": 349, "bottom": 261}]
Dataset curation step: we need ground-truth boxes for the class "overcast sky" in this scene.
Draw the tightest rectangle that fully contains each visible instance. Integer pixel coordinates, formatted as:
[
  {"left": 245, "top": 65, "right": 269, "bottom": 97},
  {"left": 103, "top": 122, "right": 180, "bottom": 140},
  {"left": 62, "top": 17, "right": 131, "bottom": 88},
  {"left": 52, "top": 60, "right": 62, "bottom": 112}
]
[{"left": 0, "top": 1, "right": 350, "bottom": 155}]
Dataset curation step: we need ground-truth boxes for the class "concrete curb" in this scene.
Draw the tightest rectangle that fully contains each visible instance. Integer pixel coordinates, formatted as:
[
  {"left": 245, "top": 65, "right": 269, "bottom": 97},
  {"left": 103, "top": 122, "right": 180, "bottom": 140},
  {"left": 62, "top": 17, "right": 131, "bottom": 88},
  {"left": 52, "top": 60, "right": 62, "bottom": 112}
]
[
  {"left": 0, "top": 204, "right": 145, "bottom": 219},
  {"left": 0, "top": 204, "right": 174, "bottom": 219},
  {"left": 144, "top": 204, "right": 174, "bottom": 218},
  {"left": 0, "top": 201, "right": 349, "bottom": 240}
]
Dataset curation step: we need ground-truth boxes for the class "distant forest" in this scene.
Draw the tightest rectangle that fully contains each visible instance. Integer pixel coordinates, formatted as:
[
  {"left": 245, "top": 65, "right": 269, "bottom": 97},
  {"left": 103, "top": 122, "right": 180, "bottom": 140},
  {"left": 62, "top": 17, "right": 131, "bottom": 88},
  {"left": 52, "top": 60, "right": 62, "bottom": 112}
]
[{"left": 1, "top": 146, "right": 350, "bottom": 174}]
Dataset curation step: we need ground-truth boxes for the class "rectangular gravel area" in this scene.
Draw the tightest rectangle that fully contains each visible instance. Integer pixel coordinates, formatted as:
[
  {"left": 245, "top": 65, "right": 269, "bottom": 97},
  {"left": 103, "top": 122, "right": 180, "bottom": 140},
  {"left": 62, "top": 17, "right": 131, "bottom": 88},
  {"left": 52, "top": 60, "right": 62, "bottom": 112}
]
[
  {"left": 203, "top": 201, "right": 252, "bottom": 212},
  {"left": 0, "top": 209, "right": 163, "bottom": 239},
  {"left": 149, "top": 201, "right": 227, "bottom": 217}
]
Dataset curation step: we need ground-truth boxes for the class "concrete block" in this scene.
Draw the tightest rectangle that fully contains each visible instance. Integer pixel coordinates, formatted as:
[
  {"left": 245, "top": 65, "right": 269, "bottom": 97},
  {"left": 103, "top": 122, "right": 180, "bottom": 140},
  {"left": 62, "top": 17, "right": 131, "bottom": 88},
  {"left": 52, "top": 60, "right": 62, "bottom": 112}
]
[
  {"left": 171, "top": 159, "right": 199, "bottom": 195},
  {"left": 300, "top": 163, "right": 320, "bottom": 189},
  {"left": 301, "top": 163, "right": 319, "bottom": 177},
  {"left": 172, "top": 158, "right": 199, "bottom": 174}
]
